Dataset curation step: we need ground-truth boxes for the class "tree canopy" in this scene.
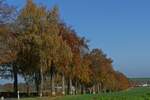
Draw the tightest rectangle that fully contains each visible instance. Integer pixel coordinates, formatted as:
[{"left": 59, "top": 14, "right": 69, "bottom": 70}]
[{"left": 0, "top": 0, "right": 130, "bottom": 96}]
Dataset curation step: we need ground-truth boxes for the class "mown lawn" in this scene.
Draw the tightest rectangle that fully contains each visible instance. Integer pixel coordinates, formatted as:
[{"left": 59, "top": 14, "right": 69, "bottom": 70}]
[{"left": 21, "top": 87, "right": 150, "bottom": 100}]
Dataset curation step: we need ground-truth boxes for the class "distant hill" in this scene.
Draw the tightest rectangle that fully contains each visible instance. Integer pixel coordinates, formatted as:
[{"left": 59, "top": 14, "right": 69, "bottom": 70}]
[
  {"left": 129, "top": 78, "right": 150, "bottom": 82},
  {"left": 129, "top": 78, "right": 150, "bottom": 87}
]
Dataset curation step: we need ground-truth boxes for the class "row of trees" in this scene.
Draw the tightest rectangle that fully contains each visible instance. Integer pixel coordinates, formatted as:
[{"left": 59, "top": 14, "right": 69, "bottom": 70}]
[{"left": 0, "top": 0, "right": 130, "bottom": 97}]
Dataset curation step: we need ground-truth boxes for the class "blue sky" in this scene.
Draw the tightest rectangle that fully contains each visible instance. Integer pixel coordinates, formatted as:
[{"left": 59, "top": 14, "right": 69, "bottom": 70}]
[{"left": 5, "top": 0, "right": 150, "bottom": 78}]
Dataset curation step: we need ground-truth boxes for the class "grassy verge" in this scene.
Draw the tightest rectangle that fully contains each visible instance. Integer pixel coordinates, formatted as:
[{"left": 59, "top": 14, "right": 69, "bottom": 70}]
[{"left": 21, "top": 87, "right": 150, "bottom": 100}]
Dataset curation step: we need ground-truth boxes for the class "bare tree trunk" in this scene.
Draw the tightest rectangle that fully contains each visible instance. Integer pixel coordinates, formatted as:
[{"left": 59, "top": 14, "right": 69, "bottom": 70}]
[
  {"left": 40, "top": 67, "right": 43, "bottom": 97},
  {"left": 99, "top": 82, "right": 102, "bottom": 92},
  {"left": 35, "top": 73, "right": 40, "bottom": 94},
  {"left": 69, "top": 77, "right": 72, "bottom": 95},
  {"left": 93, "top": 85, "right": 96, "bottom": 94},
  {"left": 96, "top": 84, "right": 99, "bottom": 94},
  {"left": 75, "top": 81, "right": 78, "bottom": 95},
  {"left": 67, "top": 78, "right": 69, "bottom": 95},
  {"left": 97, "top": 84, "right": 100, "bottom": 93},
  {"left": 81, "top": 84, "right": 85, "bottom": 94},
  {"left": 50, "top": 61, "right": 56, "bottom": 96},
  {"left": 79, "top": 84, "right": 82, "bottom": 94},
  {"left": 51, "top": 75, "right": 55, "bottom": 96},
  {"left": 26, "top": 82, "right": 30, "bottom": 96},
  {"left": 89, "top": 88, "right": 92, "bottom": 94},
  {"left": 56, "top": 82, "right": 59, "bottom": 93},
  {"left": 13, "top": 63, "right": 18, "bottom": 97},
  {"left": 83, "top": 85, "right": 85, "bottom": 94},
  {"left": 62, "top": 73, "right": 65, "bottom": 95}
]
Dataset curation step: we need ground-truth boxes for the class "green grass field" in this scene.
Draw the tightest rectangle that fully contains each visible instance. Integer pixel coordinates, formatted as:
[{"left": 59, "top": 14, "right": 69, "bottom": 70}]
[{"left": 21, "top": 87, "right": 150, "bottom": 100}]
